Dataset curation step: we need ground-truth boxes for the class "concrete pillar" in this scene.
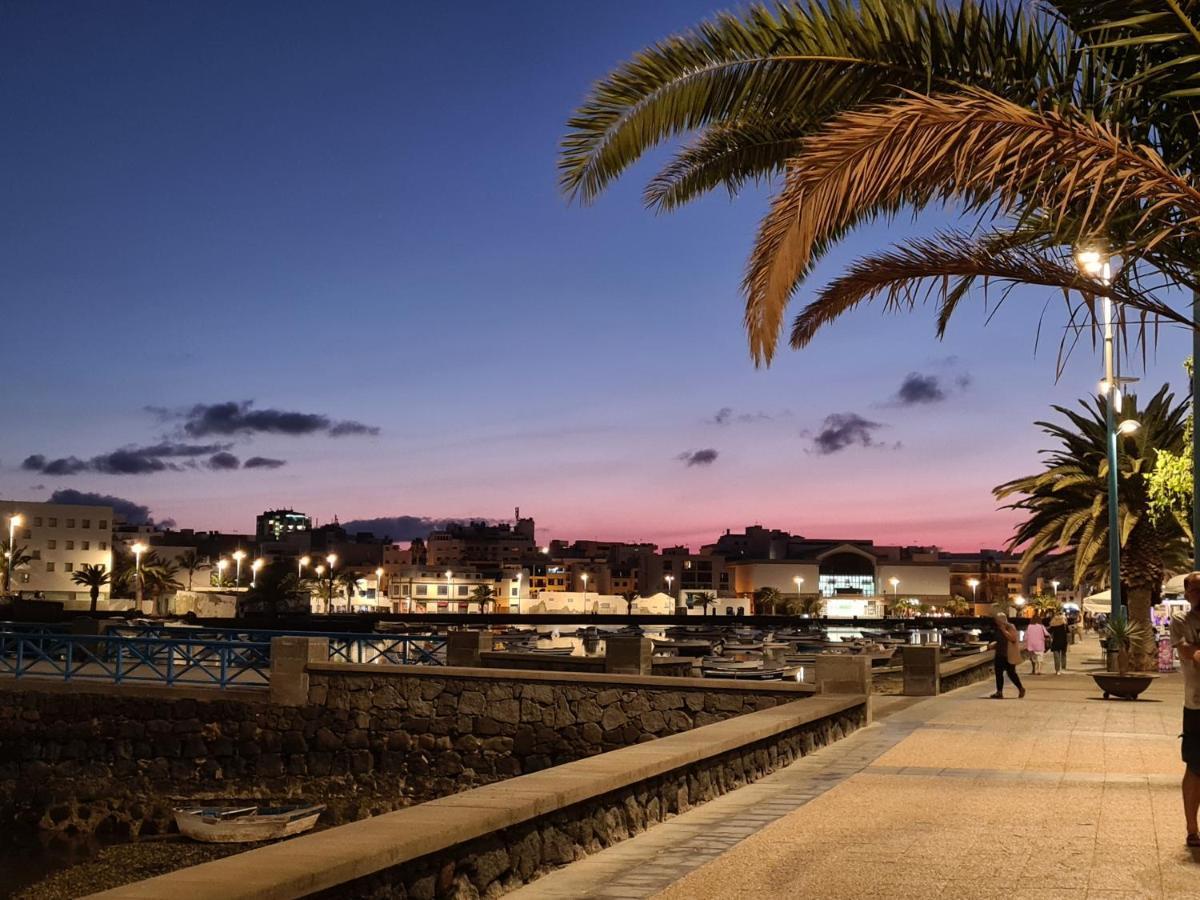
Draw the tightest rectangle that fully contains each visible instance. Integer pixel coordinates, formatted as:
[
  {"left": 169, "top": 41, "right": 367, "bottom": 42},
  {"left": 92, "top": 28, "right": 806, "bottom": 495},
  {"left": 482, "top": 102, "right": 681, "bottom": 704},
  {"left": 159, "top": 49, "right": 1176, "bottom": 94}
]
[
  {"left": 605, "top": 636, "right": 652, "bottom": 675},
  {"left": 447, "top": 630, "right": 494, "bottom": 668},
  {"left": 901, "top": 645, "right": 941, "bottom": 696},
  {"left": 270, "top": 636, "right": 329, "bottom": 706},
  {"left": 814, "top": 654, "right": 871, "bottom": 696}
]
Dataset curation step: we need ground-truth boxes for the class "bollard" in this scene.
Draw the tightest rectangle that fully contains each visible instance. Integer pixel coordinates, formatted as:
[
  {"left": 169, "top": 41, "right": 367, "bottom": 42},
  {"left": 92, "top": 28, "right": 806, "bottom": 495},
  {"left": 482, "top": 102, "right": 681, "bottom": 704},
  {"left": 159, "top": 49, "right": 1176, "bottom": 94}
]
[
  {"left": 270, "top": 636, "right": 329, "bottom": 706},
  {"left": 814, "top": 654, "right": 871, "bottom": 695},
  {"left": 901, "top": 645, "right": 941, "bottom": 696}
]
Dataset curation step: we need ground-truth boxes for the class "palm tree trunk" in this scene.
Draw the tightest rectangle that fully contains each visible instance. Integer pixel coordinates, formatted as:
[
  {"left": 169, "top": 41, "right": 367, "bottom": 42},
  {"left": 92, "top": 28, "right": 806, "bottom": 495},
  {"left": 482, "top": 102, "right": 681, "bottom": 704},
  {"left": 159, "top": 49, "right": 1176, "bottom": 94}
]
[
  {"left": 1123, "top": 516, "right": 1163, "bottom": 670},
  {"left": 90, "top": 585, "right": 99, "bottom": 614}
]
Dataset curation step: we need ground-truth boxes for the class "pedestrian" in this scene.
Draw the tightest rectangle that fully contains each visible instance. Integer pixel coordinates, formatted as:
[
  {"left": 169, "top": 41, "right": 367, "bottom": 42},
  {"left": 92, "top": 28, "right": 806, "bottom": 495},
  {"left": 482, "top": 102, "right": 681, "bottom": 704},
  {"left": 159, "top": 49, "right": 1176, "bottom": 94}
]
[
  {"left": 1024, "top": 616, "right": 1050, "bottom": 675},
  {"left": 1049, "top": 610, "right": 1069, "bottom": 674},
  {"left": 1170, "top": 572, "right": 1200, "bottom": 848},
  {"left": 990, "top": 613, "right": 1026, "bottom": 699}
]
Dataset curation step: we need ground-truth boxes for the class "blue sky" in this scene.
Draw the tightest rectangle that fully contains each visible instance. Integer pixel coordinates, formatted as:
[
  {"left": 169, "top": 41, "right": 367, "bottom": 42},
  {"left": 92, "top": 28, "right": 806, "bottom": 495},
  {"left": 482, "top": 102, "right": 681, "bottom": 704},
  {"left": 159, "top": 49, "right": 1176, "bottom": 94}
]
[{"left": 0, "top": 1, "right": 1192, "bottom": 549}]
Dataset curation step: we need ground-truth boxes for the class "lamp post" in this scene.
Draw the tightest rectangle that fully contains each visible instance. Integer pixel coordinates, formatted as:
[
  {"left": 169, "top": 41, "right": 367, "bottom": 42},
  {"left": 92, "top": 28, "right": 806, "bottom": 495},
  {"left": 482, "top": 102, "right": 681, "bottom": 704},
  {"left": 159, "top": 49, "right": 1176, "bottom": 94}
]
[
  {"left": 251, "top": 558, "right": 263, "bottom": 588},
  {"left": 793, "top": 575, "right": 804, "bottom": 596},
  {"left": 444, "top": 569, "right": 453, "bottom": 608},
  {"left": 1051, "top": 579, "right": 1060, "bottom": 600},
  {"left": 665, "top": 574, "right": 674, "bottom": 603},
  {"left": 581, "top": 572, "right": 589, "bottom": 610},
  {"left": 132, "top": 542, "right": 147, "bottom": 608},
  {"left": 298, "top": 555, "right": 311, "bottom": 581},
  {"left": 326, "top": 554, "right": 337, "bottom": 611},
  {"left": 1076, "top": 246, "right": 1137, "bottom": 621},
  {"left": 967, "top": 578, "right": 979, "bottom": 609},
  {"left": 375, "top": 567, "right": 385, "bottom": 606},
  {"left": 5, "top": 513, "right": 22, "bottom": 594},
  {"left": 232, "top": 549, "right": 246, "bottom": 588},
  {"left": 215, "top": 558, "right": 228, "bottom": 587}
]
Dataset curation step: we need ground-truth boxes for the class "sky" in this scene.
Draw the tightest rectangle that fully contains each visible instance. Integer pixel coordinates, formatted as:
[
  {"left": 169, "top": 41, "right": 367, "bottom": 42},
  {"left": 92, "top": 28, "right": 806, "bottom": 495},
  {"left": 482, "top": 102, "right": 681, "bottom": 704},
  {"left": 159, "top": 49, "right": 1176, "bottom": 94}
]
[{"left": 0, "top": 0, "right": 1193, "bottom": 551}]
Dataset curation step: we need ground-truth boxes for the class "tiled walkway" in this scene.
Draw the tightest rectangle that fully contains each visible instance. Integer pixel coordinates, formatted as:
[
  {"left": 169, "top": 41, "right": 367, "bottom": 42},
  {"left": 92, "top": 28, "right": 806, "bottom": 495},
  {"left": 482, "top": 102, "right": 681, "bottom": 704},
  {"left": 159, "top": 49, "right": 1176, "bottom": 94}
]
[{"left": 510, "top": 638, "right": 1195, "bottom": 900}]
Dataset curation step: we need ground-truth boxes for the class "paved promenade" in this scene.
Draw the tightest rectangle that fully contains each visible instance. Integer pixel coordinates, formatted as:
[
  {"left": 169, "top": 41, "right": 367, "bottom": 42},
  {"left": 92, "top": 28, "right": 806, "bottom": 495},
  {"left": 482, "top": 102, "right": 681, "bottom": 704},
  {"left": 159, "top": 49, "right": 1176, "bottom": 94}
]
[{"left": 511, "top": 636, "right": 1194, "bottom": 900}]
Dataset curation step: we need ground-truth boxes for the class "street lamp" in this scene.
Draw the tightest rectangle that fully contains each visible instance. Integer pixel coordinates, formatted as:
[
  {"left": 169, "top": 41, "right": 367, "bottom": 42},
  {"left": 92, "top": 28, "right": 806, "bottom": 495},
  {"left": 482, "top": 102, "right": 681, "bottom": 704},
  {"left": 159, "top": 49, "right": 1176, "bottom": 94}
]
[
  {"left": 793, "top": 575, "right": 804, "bottom": 594},
  {"left": 251, "top": 558, "right": 263, "bottom": 588},
  {"left": 5, "top": 513, "right": 22, "bottom": 594},
  {"left": 326, "top": 554, "right": 338, "bottom": 610},
  {"left": 581, "top": 572, "right": 589, "bottom": 609},
  {"left": 1075, "top": 243, "right": 1129, "bottom": 621},
  {"left": 445, "top": 569, "right": 453, "bottom": 607},
  {"left": 298, "top": 555, "right": 311, "bottom": 580},
  {"left": 1051, "top": 579, "right": 1060, "bottom": 598},
  {"left": 967, "top": 578, "right": 979, "bottom": 607},
  {"left": 132, "top": 542, "right": 147, "bottom": 607},
  {"left": 232, "top": 549, "right": 246, "bottom": 588},
  {"left": 375, "top": 567, "right": 384, "bottom": 601},
  {"left": 215, "top": 558, "right": 228, "bottom": 587}
]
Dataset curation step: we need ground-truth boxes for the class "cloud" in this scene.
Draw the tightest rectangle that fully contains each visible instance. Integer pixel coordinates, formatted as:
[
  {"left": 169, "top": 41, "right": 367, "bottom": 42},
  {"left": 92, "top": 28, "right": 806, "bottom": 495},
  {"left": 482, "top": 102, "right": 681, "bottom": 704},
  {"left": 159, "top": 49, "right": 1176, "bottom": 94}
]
[
  {"left": 893, "top": 372, "right": 947, "bottom": 406},
  {"left": 22, "top": 442, "right": 232, "bottom": 476},
  {"left": 244, "top": 456, "right": 287, "bottom": 469},
  {"left": 810, "top": 413, "right": 888, "bottom": 455},
  {"left": 207, "top": 451, "right": 241, "bottom": 470},
  {"left": 709, "top": 407, "right": 784, "bottom": 426},
  {"left": 29, "top": 484, "right": 45, "bottom": 491},
  {"left": 174, "top": 401, "right": 379, "bottom": 438},
  {"left": 677, "top": 448, "right": 719, "bottom": 467},
  {"left": 340, "top": 516, "right": 492, "bottom": 542},
  {"left": 47, "top": 489, "right": 156, "bottom": 525}
]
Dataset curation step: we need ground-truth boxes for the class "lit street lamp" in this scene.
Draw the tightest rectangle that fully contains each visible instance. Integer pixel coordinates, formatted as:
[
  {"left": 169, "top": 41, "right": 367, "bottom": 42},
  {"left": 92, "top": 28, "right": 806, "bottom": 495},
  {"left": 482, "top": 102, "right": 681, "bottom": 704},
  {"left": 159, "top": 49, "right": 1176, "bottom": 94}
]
[
  {"left": 967, "top": 578, "right": 979, "bottom": 608},
  {"left": 889, "top": 577, "right": 899, "bottom": 605},
  {"left": 1051, "top": 579, "right": 1060, "bottom": 598},
  {"left": 793, "top": 575, "right": 804, "bottom": 594},
  {"left": 298, "top": 555, "right": 311, "bottom": 580},
  {"left": 326, "top": 554, "right": 338, "bottom": 610},
  {"left": 375, "top": 567, "right": 385, "bottom": 602},
  {"left": 232, "top": 549, "right": 246, "bottom": 588},
  {"left": 444, "top": 570, "right": 453, "bottom": 608},
  {"left": 215, "top": 558, "right": 228, "bottom": 587},
  {"left": 5, "top": 513, "right": 22, "bottom": 595},
  {"left": 1076, "top": 245, "right": 1135, "bottom": 621},
  {"left": 251, "top": 558, "right": 263, "bottom": 588},
  {"left": 581, "top": 572, "right": 589, "bottom": 610},
  {"left": 132, "top": 542, "right": 147, "bottom": 607}
]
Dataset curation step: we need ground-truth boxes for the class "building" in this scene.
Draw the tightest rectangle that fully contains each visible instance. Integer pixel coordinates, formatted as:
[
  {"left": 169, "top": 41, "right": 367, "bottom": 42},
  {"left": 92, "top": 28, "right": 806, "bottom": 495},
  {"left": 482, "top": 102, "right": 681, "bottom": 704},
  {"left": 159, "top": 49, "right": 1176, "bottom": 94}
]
[
  {"left": 256, "top": 509, "right": 311, "bottom": 542},
  {"left": 382, "top": 565, "right": 523, "bottom": 613},
  {"left": 1, "top": 500, "right": 114, "bottom": 604},
  {"left": 426, "top": 513, "right": 536, "bottom": 567},
  {"left": 943, "top": 549, "right": 1025, "bottom": 612}
]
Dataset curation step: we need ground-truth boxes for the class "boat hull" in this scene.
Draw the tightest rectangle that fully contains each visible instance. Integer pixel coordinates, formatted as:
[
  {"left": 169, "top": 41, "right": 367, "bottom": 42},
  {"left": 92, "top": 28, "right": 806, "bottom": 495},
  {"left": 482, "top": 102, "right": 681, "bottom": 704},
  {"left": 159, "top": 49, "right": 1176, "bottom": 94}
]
[{"left": 174, "top": 805, "right": 324, "bottom": 843}]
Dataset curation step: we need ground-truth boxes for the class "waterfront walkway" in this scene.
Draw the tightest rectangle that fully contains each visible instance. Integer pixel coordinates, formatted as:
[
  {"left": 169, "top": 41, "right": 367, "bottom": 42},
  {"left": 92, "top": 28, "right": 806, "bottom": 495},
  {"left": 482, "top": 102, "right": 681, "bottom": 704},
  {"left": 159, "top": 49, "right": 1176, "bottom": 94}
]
[{"left": 512, "top": 636, "right": 1194, "bottom": 899}]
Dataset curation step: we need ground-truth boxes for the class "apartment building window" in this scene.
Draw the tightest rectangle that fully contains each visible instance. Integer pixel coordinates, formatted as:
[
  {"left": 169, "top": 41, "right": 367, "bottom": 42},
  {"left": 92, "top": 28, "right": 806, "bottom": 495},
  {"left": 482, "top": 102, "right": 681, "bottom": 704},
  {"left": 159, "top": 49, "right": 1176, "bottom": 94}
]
[
  {"left": 33, "top": 517, "right": 42, "bottom": 527},
  {"left": 22, "top": 529, "right": 30, "bottom": 540},
  {"left": 99, "top": 542, "right": 107, "bottom": 551},
  {"left": 65, "top": 541, "right": 74, "bottom": 551},
  {"left": 47, "top": 540, "right": 56, "bottom": 550},
  {"left": 31, "top": 550, "right": 40, "bottom": 560},
  {"left": 457, "top": 585, "right": 468, "bottom": 597},
  {"left": 64, "top": 563, "right": 73, "bottom": 573},
  {"left": 99, "top": 520, "right": 107, "bottom": 530},
  {"left": 81, "top": 541, "right": 89, "bottom": 551},
  {"left": 415, "top": 584, "right": 427, "bottom": 596},
  {"left": 66, "top": 519, "right": 75, "bottom": 528},
  {"left": 437, "top": 585, "right": 448, "bottom": 596},
  {"left": 82, "top": 519, "right": 90, "bottom": 528},
  {"left": 45, "top": 562, "right": 54, "bottom": 572},
  {"left": 48, "top": 518, "right": 57, "bottom": 527}
]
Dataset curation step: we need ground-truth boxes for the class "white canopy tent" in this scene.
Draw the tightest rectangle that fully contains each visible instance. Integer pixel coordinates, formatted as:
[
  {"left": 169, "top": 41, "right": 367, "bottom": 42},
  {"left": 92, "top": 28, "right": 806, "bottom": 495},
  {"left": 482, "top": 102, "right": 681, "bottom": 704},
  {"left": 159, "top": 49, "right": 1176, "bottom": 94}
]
[{"left": 1081, "top": 589, "right": 1113, "bottom": 615}]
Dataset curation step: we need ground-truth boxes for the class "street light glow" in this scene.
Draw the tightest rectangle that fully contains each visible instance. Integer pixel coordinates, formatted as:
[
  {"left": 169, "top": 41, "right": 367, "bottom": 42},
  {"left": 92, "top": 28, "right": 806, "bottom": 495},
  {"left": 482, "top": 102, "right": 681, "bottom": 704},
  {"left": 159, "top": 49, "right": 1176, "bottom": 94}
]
[
  {"left": 1117, "top": 419, "right": 1141, "bottom": 434},
  {"left": 326, "top": 554, "right": 337, "bottom": 567}
]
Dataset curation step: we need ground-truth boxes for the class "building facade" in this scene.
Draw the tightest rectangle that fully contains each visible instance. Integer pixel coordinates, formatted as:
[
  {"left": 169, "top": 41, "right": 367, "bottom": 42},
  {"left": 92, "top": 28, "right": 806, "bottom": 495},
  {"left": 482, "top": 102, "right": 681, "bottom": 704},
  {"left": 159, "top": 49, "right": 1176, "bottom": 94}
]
[{"left": 1, "top": 500, "right": 114, "bottom": 603}]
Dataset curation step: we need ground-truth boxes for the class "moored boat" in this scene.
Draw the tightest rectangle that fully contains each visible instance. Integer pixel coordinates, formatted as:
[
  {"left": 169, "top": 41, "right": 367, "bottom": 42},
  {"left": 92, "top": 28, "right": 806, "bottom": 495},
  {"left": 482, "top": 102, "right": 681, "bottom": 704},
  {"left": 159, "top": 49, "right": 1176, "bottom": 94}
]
[{"left": 174, "top": 804, "right": 324, "bottom": 843}]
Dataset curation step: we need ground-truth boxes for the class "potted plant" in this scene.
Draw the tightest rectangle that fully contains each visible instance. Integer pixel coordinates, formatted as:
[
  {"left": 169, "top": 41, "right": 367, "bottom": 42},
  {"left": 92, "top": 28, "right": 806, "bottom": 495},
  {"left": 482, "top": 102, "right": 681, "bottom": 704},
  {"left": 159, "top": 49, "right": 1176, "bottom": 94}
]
[{"left": 1092, "top": 614, "right": 1158, "bottom": 700}]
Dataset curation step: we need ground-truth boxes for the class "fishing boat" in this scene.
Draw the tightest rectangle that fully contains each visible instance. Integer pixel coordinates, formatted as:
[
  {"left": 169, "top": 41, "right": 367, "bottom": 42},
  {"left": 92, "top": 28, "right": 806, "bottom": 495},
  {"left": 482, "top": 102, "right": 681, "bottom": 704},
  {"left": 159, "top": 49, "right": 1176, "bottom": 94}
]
[{"left": 174, "top": 804, "right": 324, "bottom": 843}]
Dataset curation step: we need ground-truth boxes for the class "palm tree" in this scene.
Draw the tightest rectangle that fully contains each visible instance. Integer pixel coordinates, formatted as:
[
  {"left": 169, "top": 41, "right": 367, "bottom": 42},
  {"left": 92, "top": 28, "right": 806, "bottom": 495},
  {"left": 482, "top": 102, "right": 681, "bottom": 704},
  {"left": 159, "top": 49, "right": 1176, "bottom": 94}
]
[
  {"left": 177, "top": 550, "right": 208, "bottom": 591},
  {"left": 944, "top": 595, "right": 971, "bottom": 616},
  {"left": 336, "top": 570, "right": 362, "bottom": 609},
  {"left": 240, "top": 562, "right": 307, "bottom": 619},
  {"left": 0, "top": 541, "right": 33, "bottom": 594},
  {"left": 620, "top": 590, "right": 639, "bottom": 616},
  {"left": 562, "top": 3, "right": 1200, "bottom": 361},
  {"left": 789, "top": 595, "right": 824, "bottom": 617},
  {"left": 754, "top": 587, "right": 783, "bottom": 615},
  {"left": 71, "top": 564, "right": 111, "bottom": 613},
  {"left": 995, "top": 385, "right": 1189, "bottom": 662},
  {"left": 140, "top": 553, "right": 183, "bottom": 606},
  {"left": 470, "top": 584, "right": 495, "bottom": 614},
  {"left": 692, "top": 592, "right": 717, "bottom": 616}
]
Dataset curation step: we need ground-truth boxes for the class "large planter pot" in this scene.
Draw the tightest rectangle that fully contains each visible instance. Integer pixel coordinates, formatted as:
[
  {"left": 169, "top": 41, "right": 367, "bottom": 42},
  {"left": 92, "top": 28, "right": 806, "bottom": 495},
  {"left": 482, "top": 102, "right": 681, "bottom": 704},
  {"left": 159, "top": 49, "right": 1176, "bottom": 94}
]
[{"left": 1091, "top": 672, "right": 1158, "bottom": 700}]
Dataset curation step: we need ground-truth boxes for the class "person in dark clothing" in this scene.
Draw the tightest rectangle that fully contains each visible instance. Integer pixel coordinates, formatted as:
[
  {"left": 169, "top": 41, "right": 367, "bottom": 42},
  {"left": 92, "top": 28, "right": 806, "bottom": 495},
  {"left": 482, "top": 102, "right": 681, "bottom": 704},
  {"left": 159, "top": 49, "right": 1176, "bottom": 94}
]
[
  {"left": 1049, "top": 612, "right": 1070, "bottom": 673},
  {"left": 990, "top": 613, "right": 1026, "bottom": 699}
]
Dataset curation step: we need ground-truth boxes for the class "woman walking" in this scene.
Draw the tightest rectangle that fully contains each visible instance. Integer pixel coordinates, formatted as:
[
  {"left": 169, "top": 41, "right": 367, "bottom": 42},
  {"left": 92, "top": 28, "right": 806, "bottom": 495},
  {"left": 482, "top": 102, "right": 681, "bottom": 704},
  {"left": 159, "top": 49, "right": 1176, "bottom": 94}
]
[
  {"left": 1025, "top": 616, "right": 1050, "bottom": 675},
  {"left": 1049, "top": 611, "right": 1070, "bottom": 674},
  {"left": 990, "top": 613, "right": 1026, "bottom": 699}
]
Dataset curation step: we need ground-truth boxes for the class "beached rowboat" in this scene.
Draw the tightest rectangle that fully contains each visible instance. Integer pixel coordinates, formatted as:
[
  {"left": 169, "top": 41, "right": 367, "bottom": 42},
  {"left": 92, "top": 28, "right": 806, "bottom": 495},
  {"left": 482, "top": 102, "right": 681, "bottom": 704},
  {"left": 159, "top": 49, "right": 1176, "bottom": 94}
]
[{"left": 174, "top": 804, "right": 324, "bottom": 843}]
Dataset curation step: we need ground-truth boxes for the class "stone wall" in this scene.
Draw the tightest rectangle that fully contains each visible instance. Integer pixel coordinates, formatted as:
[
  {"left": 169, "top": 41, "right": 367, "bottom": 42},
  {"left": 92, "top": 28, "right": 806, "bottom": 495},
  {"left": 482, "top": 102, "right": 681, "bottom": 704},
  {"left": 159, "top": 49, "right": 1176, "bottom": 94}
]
[
  {"left": 0, "top": 667, "right": 811, "bottom": 837},
  {"left": 939, "top": 653, "right": 995, "bottom": 693},
  {"left": 310, "top": 703, "right": 867, "bottom": 899}
]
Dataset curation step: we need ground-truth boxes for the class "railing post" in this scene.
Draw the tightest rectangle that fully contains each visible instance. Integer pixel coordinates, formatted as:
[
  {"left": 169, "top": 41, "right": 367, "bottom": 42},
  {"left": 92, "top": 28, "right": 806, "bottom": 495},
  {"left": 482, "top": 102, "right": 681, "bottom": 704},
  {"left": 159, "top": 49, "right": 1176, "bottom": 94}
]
[
  {"left": 65, "top": 639, "right": 73, "bottom": 682},
  {"left": 16, "top": 637, "right": 23, "bottom": 679},
  {"left": 115, "top": 639, "right": 123, "bottom": 684},
  {"left": 269, "top": 636, "right": 328, "bottom": 706},
  {"left": 219, "top": 645, "right": 229, "bottom": 689},
  {"left": 166, "top": 642, "right": 175, "bottom": 685}
]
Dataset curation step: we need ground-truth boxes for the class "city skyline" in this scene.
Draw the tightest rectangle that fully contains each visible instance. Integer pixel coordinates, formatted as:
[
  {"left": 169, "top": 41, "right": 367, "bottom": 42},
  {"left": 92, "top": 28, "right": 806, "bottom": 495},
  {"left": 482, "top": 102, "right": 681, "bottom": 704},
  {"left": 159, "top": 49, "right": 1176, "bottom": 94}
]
[{"left": 2, "top": 0, "right": 1193, "bottom": 552}]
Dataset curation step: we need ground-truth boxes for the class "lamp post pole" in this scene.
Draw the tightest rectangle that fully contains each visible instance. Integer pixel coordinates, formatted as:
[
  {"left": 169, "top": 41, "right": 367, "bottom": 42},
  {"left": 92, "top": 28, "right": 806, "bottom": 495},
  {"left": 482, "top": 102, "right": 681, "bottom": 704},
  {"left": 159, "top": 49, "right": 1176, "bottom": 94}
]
[
  {"left": 6, "top": 514, "right": 22, "bottom": 594},
  {"left": 1103, "top": 286, "right": 1122, "bottom": 621}
]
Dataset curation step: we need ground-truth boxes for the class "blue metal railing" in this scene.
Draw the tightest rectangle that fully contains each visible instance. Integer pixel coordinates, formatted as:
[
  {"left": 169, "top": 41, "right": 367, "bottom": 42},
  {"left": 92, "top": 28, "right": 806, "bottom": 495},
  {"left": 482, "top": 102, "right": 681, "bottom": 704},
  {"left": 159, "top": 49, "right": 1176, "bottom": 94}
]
[
  {"left": 0, "top": 632, "right": 271, "bottom": 688},
  {"left": 0, "top": 622, "right": 449, "bottom": 671}
]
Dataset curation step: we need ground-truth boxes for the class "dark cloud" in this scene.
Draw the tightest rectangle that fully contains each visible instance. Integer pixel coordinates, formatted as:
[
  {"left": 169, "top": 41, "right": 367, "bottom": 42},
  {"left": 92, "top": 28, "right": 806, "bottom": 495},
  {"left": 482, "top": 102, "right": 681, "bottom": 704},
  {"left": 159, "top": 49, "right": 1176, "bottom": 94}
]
[
  {"left": 23, "top": 442, "right": 232, "bottom": 476},
  {"left": 244, "top": 456, "right": 287, "bottom": 469},
  {"left": 29, "top": 484, "right": 45, "bottom": 492},
  {"left": 677, "top": 448, "right": 719, "bottom": 467},
  {"left": 710, "top": 407, "right": 782, "bottom": 426},
  {"left": 340, "top": 516, "right": 487, "bottom": 542},
  {"left": 811, "top": 413, "right": 887, "bottom": 455},
  {"left": 47, "top": 489, "right": 155, "bottom": 525},
  {"left": 176, "top": 401, "right": 379, "bottom": 438},
  {"left": 894, "top": 372, "right": 946, "bottom": 406},
  {"left": 207, "top": 451, "right": 241, "bottom": 470}
]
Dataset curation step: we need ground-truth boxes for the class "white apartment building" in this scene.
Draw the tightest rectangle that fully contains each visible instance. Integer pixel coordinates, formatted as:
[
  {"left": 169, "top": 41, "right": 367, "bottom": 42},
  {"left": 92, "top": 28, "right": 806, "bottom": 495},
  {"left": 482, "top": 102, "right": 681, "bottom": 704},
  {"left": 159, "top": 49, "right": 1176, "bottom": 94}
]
[{"left": 1, "top": 500, "right": 114, "bottom": 603}]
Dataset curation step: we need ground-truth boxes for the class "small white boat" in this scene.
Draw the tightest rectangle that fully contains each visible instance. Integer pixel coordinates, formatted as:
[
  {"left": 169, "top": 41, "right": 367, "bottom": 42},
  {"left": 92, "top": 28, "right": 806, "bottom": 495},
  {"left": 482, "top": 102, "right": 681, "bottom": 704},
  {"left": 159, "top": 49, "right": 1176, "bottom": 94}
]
[{"left": 174, "top": 804, "right": 324, "bottom": 843}]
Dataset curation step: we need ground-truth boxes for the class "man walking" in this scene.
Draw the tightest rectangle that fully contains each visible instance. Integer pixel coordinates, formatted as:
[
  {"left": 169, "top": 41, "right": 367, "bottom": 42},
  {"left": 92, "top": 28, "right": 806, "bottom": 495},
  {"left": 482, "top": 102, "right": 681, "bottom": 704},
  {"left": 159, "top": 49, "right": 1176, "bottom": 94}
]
[
  {"left": 1170, "top": 572, "right": 1200, "bottom": 847},
  {"left": 990, "top": 612, "right": 1026, "bottom": 699}
]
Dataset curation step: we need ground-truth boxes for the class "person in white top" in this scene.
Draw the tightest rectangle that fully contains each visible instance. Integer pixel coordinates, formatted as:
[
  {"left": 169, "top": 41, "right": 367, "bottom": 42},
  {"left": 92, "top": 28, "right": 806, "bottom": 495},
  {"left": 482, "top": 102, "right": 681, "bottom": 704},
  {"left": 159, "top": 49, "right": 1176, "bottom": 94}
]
[{"left": 1169, "top": 572, "right": 1200, "bottom": 848}]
